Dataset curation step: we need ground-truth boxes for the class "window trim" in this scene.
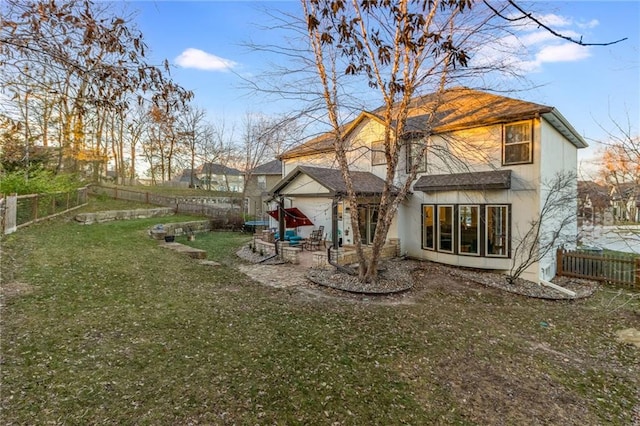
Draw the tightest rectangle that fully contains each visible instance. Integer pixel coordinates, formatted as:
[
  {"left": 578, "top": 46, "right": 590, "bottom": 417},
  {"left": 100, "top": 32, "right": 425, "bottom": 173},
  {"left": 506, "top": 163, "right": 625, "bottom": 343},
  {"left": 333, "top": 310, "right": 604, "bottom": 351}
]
[{"left": 502, "top": 120, "right": 533, "bottom": 165}]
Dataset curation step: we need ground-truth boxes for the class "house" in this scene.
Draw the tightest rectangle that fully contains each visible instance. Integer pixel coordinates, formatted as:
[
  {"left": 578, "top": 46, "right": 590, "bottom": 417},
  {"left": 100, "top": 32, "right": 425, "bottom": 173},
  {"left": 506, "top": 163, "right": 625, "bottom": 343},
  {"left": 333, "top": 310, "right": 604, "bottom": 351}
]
[
  {"left": 244, "top": 159, "right": 283, "bottom": 218},
  {"left": 610, "top": 182, "right": 640, "bottom": 223},
  {"left": 271, "top": 87, "right": 587, "bottom": 283},
  {"left": 195, "top": 163, "right": 243, "bottom": 192},
  {"left": 577, "top": 180, "right": 610, "bottom": 225},
  {"left": 165, "top": 169, "right": 202, "bottom": 188}
]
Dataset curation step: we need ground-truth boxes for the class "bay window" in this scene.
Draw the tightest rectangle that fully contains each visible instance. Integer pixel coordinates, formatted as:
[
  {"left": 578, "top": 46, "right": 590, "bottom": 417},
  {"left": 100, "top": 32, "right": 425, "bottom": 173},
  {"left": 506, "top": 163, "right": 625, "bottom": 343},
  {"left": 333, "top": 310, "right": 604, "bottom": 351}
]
[{"left": 421, "top": 203, "right": 510, "bottom": 257}]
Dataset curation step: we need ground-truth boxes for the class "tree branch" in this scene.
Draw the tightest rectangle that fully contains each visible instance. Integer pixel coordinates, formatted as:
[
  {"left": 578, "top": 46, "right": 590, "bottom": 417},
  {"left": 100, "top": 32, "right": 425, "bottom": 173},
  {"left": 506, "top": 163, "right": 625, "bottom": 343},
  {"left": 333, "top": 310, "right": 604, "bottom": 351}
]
[{"left": 483, "top": 0, "right": 628, "bottom": 47}]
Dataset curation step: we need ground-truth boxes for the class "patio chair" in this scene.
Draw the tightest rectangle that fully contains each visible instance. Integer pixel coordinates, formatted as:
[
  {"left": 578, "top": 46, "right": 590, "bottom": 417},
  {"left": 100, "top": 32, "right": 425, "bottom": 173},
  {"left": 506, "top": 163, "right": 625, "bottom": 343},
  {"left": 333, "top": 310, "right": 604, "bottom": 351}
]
[
  {"left": 304, "top": 227, "right": 325, "bottom": 251},
  {"left": 274, "top": 229, "right": 303, "bottom": 246}
]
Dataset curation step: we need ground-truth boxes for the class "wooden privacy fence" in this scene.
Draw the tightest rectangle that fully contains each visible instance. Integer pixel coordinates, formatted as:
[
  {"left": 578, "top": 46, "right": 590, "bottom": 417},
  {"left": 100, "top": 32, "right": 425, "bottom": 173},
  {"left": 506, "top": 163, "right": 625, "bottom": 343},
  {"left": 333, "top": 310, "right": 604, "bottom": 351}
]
[{"left": 556, "top": 248, "right": 640, "bottom": 290}]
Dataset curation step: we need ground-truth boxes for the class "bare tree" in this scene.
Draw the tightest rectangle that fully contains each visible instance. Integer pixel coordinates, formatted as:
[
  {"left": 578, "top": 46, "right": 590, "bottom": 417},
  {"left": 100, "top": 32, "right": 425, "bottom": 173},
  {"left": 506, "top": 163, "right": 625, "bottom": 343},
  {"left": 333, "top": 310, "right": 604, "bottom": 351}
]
[
  {"left": 596, "top": 115, "right": 639, "bottom": 222},
  {"left": 176, "top": 106, "right": 209, "bottom": 188},
  {"left": 296, "top": 0, "right": 627, "bottom": 285},
  {"left": 508, "top": 171, "right": 578, "bottom": 283},
  {"left": 301, "top": 0, "right": 500, "bottom": 282},
  {"left": 237, "top": 113, "right": 300, "bottom": 208}
]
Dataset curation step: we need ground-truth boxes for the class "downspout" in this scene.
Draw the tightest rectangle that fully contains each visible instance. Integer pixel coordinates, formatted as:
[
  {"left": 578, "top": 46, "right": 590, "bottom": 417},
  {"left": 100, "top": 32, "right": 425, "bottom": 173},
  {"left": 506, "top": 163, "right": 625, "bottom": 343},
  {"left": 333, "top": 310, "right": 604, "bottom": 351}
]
[
  {"left": 277, "top": 197, "right": 285, "bottom": 260},
  {"left": 540, "top": 279, "right": 576, "bottom": 297},
  {"left": 258, "top": 253, "right": 279, "bottom": 263}
]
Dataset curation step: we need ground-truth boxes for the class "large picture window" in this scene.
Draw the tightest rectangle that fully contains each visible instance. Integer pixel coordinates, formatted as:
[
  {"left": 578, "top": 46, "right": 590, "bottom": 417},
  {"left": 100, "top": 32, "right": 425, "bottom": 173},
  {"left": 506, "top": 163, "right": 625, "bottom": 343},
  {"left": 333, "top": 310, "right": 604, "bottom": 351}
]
[
  {"left": 503, "top": 121, "right": 532, "bottom": 165},
  {"left": 422, "top": 205, "right": 435, "bottom": 250},
  {"left": 438, "top": 205, "right": 454, "bottom": 253},
  {"left": 421, "top": 203, "right": 510, "bottom": 257},
  {"left": 458, "top": 205, "right": 479, "bottom": 255},
  {"left": 486, "top": 205, "right": 508, "bottom": 257}
]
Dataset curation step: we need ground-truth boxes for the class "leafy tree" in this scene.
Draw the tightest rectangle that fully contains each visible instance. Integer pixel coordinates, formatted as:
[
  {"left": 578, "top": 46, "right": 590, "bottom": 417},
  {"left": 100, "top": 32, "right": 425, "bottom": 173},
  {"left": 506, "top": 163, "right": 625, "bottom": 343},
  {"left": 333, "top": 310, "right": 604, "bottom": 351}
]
[
  {"left": 0, "top": 169, "right": 81, "bottom": 195},
  {"left": 0, "top": 0, "right": 192, "bottom": 178}
]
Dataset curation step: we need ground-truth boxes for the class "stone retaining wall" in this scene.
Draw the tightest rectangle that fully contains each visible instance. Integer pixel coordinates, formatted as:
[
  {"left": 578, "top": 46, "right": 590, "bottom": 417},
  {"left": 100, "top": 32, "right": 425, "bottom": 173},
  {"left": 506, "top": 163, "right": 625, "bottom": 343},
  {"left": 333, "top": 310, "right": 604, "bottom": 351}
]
[
  {"left": 149, "top": 220, "right": 215, "bottom": 240},
  {"left": 314, "top": 239, "right": 401, "bottom": 267},
  {"left": 251, "top": 236, "right": 400, "bottom": 267},
  {"left": 76, "top": 207, "right": 175, "bottom": 224},
  {"left": 252, "top": 238, "right": 301, "bottom": 264}
]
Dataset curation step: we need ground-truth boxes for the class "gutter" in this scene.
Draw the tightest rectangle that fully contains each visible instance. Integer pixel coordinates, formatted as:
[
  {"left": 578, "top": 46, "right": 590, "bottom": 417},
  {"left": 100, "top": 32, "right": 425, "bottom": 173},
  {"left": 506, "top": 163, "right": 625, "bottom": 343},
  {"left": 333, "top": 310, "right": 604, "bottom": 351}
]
[{"left": 542, "top": 109, "right": 589, "bottom": 149}]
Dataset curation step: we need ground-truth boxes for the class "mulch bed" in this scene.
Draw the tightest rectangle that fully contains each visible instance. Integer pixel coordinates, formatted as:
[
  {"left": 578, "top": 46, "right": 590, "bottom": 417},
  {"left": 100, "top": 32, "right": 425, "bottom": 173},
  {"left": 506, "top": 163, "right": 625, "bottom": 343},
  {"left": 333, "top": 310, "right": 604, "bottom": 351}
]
[{"left": 237, "top": 244, "right": 598, "bottom": 299}]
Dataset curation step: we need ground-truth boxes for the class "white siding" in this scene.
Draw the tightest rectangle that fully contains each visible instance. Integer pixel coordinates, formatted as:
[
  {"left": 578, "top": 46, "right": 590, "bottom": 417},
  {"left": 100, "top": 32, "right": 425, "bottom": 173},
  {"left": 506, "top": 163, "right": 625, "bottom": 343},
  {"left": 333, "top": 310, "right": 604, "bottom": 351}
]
[
  {"left": 537, "top": 118, "right": 579, "bottom": 281},
  {"left": 280, "top": 174, "right": 331, "bottom": 195},
  {"left": 285, "top": 197, "right": 334, "bottom": 239}
]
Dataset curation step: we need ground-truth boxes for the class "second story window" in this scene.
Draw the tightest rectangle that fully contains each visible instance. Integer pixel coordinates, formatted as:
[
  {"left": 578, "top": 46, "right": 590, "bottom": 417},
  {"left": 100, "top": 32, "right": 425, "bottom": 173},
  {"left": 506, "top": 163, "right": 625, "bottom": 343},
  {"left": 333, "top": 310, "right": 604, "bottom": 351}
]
[
  {"left": 257, "top": 175, "right": 267, "bottom": 190},
  {"left": 371, "top": 140, "right": 386, "bottom": 165},
  {"left": 503, "top": 121, "right": 533, "bottom": 165},
  {"left": 405, "top": 136, "right": 427, "bottom": 173}
]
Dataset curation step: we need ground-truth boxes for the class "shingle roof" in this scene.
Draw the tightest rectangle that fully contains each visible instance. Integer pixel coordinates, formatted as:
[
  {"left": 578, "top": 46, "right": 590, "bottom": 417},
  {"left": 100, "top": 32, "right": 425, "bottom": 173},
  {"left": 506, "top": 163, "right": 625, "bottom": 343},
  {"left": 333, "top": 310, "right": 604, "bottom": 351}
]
[
  {"left": 280, "top": 87, "right": 586, "bottom": 159},
  {"left": 251, "top": 159, "right": 282, "bottom": 175},
  {"left": 271, "top": 165, "right": 398, "bottom": 196},
  {"left": 413, "top": 170, "right": 512, "bottom": 192},
  {"left": 197, "top": 163, "right": 241, "bottom": 175}
]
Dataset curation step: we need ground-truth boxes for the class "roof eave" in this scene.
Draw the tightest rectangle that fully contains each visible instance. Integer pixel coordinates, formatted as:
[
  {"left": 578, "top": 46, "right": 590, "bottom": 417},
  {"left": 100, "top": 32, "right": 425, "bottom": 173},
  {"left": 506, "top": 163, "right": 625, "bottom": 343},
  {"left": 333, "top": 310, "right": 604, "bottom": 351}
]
[{"left": 543, "top": 109, "right": 588, "bottom": 149}]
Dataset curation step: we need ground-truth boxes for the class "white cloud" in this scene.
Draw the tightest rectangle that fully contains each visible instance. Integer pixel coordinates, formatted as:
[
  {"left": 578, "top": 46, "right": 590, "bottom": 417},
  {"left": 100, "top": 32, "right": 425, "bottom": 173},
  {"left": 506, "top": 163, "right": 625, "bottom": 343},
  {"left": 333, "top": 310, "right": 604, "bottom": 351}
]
[
  {"left": 532, "top": 13, "right": 572, "bottom": 28},
  {"left": 535, "top": 43, "right": 591, "bottom": 63},
  {"left": 473, "top": 10, "right": 596, "bottom": 76},
  {"left": 175, "top": 48, "right": 237, "bottom": 71},
  {"left": 577, "top": 19, "right": 599, "bottom": 30},
  {"left": 513, "top": 13, "right": 573, "bottom": 32}
]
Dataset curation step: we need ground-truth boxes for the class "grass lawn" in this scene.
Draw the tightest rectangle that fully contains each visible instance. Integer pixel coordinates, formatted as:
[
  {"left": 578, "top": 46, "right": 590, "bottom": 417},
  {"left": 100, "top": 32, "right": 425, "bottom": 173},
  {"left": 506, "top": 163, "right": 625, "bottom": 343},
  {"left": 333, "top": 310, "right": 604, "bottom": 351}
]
[{"left": 1, "top": 200, "right": 639, "bottom": 424}]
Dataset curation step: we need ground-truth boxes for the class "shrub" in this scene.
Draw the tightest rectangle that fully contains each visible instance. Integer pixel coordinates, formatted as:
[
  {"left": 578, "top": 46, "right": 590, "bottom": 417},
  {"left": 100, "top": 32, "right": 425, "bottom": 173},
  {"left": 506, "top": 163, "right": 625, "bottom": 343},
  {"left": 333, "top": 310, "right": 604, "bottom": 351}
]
[{"left": 0, "top": 170, "right": 82, "bottom": 195}]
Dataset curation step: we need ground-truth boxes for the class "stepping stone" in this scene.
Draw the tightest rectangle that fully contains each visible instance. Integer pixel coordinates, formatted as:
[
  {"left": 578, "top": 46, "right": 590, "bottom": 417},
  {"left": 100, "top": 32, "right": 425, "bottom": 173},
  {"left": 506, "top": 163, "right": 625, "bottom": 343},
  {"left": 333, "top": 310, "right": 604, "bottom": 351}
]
[
  {"left": 160, "top": 242, "right": 207, "bottom": 259},
  {"left": 199, "top": 260, "right": 221, "bottom": 267}
]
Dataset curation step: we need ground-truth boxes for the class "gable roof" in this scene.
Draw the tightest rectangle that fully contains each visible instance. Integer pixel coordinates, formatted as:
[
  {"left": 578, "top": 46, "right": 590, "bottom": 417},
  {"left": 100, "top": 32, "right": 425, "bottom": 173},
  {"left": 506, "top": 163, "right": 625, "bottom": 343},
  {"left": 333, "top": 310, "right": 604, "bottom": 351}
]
[
  {"left": 270, "top": 165, "right": 397, "bottom": 196},
  {"left": 414, "top": 170, "right": 512, "bottom": 192},
  {"left": 171, "top": 169, "right": 202, "bottom": 184},
  {"left": 280, "top": 87, "right": 587, "bottom": 160},
  {"left": 251, "top": 159, "right": 282, "bottom": 175}
]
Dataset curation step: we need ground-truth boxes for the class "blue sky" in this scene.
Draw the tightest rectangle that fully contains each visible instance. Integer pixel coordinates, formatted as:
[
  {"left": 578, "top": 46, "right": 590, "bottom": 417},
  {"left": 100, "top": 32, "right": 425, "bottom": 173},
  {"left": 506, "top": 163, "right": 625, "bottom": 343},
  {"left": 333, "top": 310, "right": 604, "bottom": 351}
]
[{"left": 128, "top": 1, "right": 639, "bottom": 168}]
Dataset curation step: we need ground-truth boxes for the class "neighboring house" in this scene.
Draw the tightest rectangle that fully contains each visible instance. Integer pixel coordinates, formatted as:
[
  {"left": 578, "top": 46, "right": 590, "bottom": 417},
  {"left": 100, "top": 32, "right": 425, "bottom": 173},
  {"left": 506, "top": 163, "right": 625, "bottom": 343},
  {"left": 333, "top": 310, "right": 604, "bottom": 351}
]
[
  {"left": 165, "top": 169, "right": 202, "bottom": 188},
  {"left": 577, "top": 180, "right": 610, "bottom": 224},
  {"left": 244, "top": 159, "right": 283, "bottom": 218},
  {"left": 196, "top": 163, "right": 244, "bottom": 192},
  {"left": 271, "top": 87, "right": 587, "bottom": 283},
  {"left": 610, "top": 182, "right": 640, "bottom": 223}
]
